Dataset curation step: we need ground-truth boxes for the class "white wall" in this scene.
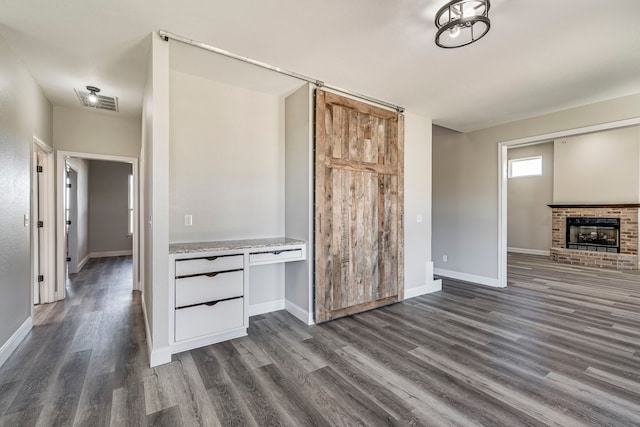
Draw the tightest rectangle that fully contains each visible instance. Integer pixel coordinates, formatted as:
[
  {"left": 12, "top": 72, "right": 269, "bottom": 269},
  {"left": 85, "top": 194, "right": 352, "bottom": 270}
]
[
  {"left": 66, "top": 157, "right": 90, "bottom": 266},
  {"left": 53, "top": 106, "right": 141, "bottom": 158},
  {"left": 0, "top": 34, "right": 52, "bottom": 360},
  {"left": 433, "top": 93, "right": 640, "bottom": 283},
  {"left": 143, "top": 33, "right": 171, "bottom": 361},
  {"left": 507, "top": 142, "right": 553, "bottom": 253},
  {"left": 169, "top": 70, "right": 285, "bottom": 307},
  {"left": 553, "top": 126, "right": 640, "bottom": 204},
  {"left": 89, "top": 160, "right": 133, "bottom": 254},
  {"left": 403, "top": 112, "right": 436, "bottom": 293}
]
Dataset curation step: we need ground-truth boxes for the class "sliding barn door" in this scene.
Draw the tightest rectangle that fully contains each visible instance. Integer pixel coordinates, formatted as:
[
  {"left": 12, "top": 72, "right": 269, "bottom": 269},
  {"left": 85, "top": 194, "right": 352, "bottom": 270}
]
[{"left": 315, "top": 90, "right": 404, "bottom": 323}]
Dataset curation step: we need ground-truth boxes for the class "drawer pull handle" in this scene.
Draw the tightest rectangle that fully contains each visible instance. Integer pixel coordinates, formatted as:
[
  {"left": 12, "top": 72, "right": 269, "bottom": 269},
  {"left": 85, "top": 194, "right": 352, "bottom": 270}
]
[
  {"left": 204, "top": 301, "right": 219, "bottom": 307},
  {"left": 205, "top": 256, "right": 219, "bottom": 261},
  {"left": 205, "top": 272, "right": 220, "bottom": 278},
  {"left": 272, "top": 251, "right": 282, "bottom": 255}
]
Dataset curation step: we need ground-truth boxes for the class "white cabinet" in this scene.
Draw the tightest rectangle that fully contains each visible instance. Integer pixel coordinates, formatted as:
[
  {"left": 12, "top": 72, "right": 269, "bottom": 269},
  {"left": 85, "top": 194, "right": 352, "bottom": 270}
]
[
  {"left": 172, "top": 252, "right": 247, "bottom": 349},
  {"left": 168, "top": 238, "right": 306, "bottom": 356},
  {"left": 175, "top": 270, "right": 243, "bottom": 309},
  {"left": 175, "top": 254, "right": 243, "bottom": 276},
  {"left": 175, "top": 298, "right": 244, "bottom": 341}
]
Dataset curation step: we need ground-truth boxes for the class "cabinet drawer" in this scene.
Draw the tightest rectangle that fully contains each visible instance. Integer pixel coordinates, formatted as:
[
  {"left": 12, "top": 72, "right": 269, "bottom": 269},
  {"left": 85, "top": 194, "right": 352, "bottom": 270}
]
[
  {"left": 249, "top": 248, "right": 303, "bottom": 264},
  {"left": 175, "top": 270, "right": 243, "bottom": 308},
  {"left": 175, "top": 254, "right": 243, "bottom": 276},
  {"left": 175, "top": 297, "right": 244, "bottom": 342}
]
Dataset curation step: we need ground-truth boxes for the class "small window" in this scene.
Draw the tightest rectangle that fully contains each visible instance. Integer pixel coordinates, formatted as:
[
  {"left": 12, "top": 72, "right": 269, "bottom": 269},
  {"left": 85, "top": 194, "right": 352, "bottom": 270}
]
[
  {"left": 508, "top": 156, "right": 542, "bottom": 178},
  {"left": 128, "top": 174, "right": 134, "bottom": 236}
]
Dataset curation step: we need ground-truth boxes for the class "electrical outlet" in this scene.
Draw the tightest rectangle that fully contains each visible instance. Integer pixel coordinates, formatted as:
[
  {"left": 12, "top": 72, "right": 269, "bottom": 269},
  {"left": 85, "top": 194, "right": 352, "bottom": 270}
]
[
  {"left": 442, "top": 254, "right": 448, "bottom": 262},
  {"left": 417, "top": 214, "right": 423, "bottom": 223},
  {"left": 184, "top": 214, "right": 193, "bottom": 226},
  {"left": 24, "top": 214, "right": 29, "bottom": 227}
]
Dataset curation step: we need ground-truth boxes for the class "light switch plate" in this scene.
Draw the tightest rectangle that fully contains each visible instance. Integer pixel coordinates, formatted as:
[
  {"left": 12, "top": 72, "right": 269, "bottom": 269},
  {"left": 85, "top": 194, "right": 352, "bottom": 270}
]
[{"left": 184, "top": 214, "right": 193, "bottom": 227}]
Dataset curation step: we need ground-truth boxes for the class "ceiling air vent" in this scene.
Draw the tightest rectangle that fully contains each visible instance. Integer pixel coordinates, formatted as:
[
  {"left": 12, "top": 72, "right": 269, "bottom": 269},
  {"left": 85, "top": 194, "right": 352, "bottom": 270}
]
[{"left": 75, "top": 88, "right": 119, "bottom": 112}]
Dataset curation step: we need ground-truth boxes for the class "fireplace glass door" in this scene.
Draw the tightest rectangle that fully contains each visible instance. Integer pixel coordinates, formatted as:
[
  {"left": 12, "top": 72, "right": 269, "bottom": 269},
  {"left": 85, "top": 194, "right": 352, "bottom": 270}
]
[{"left": 566, "top": 217, "right": 620, "bottom": 253}]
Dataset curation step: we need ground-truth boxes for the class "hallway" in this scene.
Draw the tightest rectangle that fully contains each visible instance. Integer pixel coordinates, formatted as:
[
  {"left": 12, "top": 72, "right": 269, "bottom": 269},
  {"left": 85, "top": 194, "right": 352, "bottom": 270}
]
[{"left": 0, "top": 256, "right": 149, "bottom": 425}]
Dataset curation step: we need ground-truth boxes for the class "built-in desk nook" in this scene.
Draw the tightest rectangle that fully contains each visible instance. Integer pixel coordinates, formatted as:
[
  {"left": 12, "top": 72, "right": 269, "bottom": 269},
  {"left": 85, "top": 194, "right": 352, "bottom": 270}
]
[{"left": 168, "top": 237, "right": 306, "bottom": 355}]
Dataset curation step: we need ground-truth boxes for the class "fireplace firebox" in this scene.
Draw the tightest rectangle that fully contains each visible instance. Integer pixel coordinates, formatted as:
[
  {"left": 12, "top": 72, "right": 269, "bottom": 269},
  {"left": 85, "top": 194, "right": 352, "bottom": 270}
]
[{"left": 566, "top": 217, "right": 620, "bottom": 253}]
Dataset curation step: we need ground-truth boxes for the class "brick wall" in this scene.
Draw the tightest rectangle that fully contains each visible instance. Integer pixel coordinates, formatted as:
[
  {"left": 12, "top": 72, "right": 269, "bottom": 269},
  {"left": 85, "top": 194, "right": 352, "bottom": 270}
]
[{"left": 550, "top": 206, "right": 639, "bottom": 270}]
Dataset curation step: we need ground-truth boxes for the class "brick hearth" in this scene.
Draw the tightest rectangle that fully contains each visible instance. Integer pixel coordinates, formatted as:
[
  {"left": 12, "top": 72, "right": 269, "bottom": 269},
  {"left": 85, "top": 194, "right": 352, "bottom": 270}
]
[{"left": 549, "top": 204, "right": 639, "bottom": 270}]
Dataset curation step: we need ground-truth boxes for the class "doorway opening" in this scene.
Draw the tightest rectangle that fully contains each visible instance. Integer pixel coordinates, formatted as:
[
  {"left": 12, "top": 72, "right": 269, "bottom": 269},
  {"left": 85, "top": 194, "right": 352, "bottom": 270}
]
[
  {"left": 497, "top": 117, "right": 640, "bottom": 287},
  {"left": 56, "top": 151, "right": 140, "bottom": 299}
]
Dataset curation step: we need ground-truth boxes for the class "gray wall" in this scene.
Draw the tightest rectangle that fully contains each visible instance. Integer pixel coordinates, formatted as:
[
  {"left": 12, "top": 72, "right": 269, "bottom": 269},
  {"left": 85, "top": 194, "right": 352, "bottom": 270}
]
[
  {"left": 53, "top": 106, "right": 141, "bottom": 158},
  {"left": 89, "top": 160, "right": 133, "bottom": 254},
  {"left": 0, "top": 34, "right": 52, "bottom": 349},
  {"left": 433, "top": 93, "right": 640, "bottom": 283},
  {"left": 553, "top": 126, "right": 640, "bottom": 204},
  {"left": 507, "top": 142, "right": 553, "bottom": 253}
]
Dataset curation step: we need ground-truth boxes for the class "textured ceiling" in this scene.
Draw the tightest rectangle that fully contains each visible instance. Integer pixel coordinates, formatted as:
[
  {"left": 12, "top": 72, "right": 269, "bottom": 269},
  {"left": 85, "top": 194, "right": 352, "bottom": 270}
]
[{"left": 1, "top": 0, "right": 639, "bottom": 131}]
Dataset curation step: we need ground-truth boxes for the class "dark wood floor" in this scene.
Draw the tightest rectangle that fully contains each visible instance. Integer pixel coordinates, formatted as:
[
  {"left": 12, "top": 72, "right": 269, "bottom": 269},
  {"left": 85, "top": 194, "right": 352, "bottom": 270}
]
[{"left": 1, "top": 254, "right": 640, "bottom": 426}]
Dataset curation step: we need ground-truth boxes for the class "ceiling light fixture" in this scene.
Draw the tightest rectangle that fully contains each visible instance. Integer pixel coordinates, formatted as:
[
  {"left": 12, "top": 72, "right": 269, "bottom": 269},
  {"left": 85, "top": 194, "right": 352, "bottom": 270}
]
[
  {"left": 435, "top": 0, "right": 491, "bottom": 48},
  {"left": 85, "top": 85, "right": 100, "bottom": 106}
]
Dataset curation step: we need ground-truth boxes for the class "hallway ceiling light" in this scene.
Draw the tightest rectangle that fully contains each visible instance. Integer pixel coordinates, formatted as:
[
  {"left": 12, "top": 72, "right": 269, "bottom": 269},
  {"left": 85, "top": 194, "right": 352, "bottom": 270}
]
[
  {"left": 74, "top": 86, "right": 119, "bottom": 112},
  {"left": 86, "top": 85, "right": 100, "bottom": 106},
  {"left": 435, "top": 0, "right": 491, "bottom": 48}
]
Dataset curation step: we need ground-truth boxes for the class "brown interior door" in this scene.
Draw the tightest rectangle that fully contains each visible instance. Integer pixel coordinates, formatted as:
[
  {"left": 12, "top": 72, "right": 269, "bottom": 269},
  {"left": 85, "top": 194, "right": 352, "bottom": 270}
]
[{"left": 315, "top": 90, "right": 404, "bottom": 323}]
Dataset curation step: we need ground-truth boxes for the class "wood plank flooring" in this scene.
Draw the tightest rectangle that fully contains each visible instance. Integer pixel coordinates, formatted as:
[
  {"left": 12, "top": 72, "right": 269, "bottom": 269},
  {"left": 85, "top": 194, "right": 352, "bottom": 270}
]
[{"left": 1, "top": 253, "right": 640, "bottom": 426}]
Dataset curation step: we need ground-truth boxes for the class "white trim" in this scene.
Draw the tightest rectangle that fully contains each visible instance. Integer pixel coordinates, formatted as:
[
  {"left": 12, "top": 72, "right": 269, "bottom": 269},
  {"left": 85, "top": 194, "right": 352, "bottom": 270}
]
[
  {"left": 434, "top": 267, "right": 500, "bottom": 288},
  {"left": 249, "top": 299, "right": 285, "bottom": 317},
  {"left": 164, "top": 327, "right": 247, "bottom": 366},
  {"left": 150, "top": 346, "right": 172, "bottom": 368},
  {"left": 89, "top": 250, "right": 134, "bottom": 258},
  {"left": 78, "top": 254, "right": 90, "bottom": 271},
  {"left": 285, "top": 299, "right": 315, "bottom": 325},
  {"left": 497, "top": 117, "right": 640, "bottom": 288},
  {"left": 507, "top": 247, "right": 550, "bottom": 256},
  {"left": 141, "top": 291, "right": 153, "bottom": 364},
  {"left": 405, "top": 280, "right": 443, "bottom": 299},
  {"left": 405, "top": 260, "right": 443, "bottom": 298},
  {"left": 32, "top": 137, "right": 56, "bottom": 305},
  {"left": 0, "top": 317, "right": 32, "bottom": 368},
  {"left": 56, "top": 150, "right": 140, "bottom": 298}
]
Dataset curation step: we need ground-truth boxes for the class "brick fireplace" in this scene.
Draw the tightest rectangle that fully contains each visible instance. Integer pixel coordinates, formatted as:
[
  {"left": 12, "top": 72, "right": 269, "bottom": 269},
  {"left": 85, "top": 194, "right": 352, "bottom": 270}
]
[{"left": 549, "top": 204, "right": 639, "bottom": 270}]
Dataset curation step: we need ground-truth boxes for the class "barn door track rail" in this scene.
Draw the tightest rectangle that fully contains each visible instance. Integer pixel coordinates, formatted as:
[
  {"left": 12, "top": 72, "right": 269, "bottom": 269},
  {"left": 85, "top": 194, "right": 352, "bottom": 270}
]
[{"left": 158, "top": 30, "right": 404, "bottom": 114}]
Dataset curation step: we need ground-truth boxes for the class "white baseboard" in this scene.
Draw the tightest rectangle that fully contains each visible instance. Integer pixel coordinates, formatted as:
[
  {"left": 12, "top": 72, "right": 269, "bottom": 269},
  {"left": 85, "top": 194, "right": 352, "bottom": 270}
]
[
  {"left": 77, "top": 254, "right": 90, "bottom": 272},
  {"left": 150, "top": 346, "right": 172, "bottom": 368},
  {"left": 507, "top": 247, "right": 550, "bottom": 256},
  {"left": 434, "top": 267, "right": 500, "bottom": 288},
  {"left": 249, "top": 299, "right": 285, "bottom": 317},
  {"left": 0, "top": 317, "right": 32, "bottom": 368},
  {"left": 285, "top": 299, "right": 314, "bottom": 325},
  {"left": 405, "top": 279, "right": 442, "bottom": 299},
  {"left": 90, "top": 250, "right": 133, "bottom": 258}
]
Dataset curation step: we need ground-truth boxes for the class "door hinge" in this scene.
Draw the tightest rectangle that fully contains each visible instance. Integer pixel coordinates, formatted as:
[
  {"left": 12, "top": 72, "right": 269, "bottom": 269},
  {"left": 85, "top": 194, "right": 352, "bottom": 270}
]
[
  {"left": 37, "top": 275, "right": 44, "bottom": 282},
  {"left": 66, "top": 220, "right": 72, "bottom": 225},
  {"left": 37, "top": 221, "right": 44, "bottom": 228},
  {"left": 66, "top": 257, "right": 71, "bottom": 262},
  {"left": 36, "top": 166, "right": 43, "bottom": 173}
]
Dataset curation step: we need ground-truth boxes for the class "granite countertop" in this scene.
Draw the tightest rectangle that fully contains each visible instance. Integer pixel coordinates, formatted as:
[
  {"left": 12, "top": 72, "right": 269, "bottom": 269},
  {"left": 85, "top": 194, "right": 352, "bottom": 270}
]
[{"left": 169, "top": 237, "right": 306, "bottom": 255}]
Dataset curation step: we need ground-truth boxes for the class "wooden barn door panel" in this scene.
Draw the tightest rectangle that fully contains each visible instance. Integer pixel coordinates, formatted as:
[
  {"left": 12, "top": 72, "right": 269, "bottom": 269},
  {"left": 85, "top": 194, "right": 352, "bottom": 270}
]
[{"left": 315, "top": 90, "right": 404, "bottom": 323}]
